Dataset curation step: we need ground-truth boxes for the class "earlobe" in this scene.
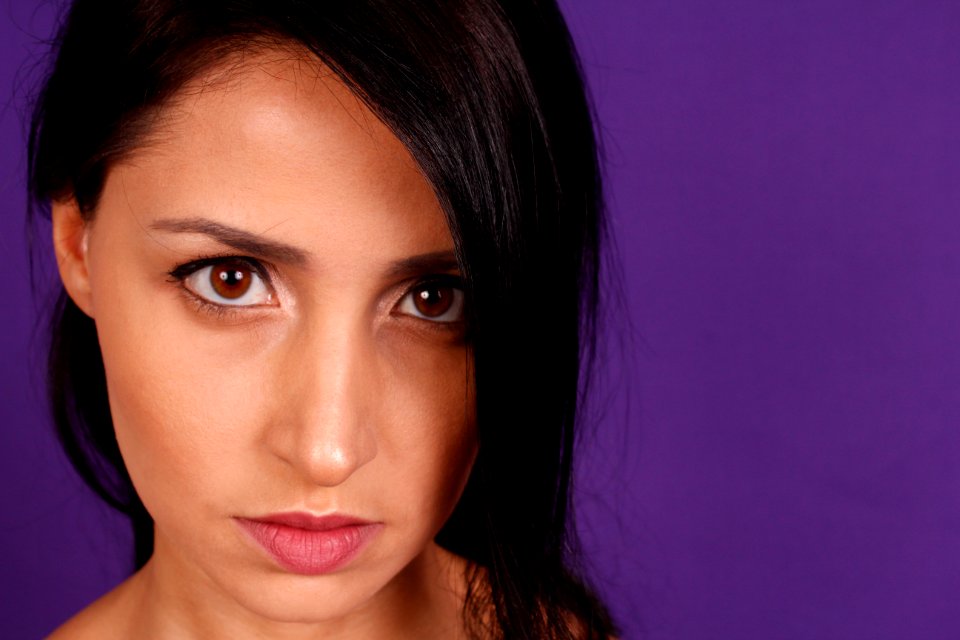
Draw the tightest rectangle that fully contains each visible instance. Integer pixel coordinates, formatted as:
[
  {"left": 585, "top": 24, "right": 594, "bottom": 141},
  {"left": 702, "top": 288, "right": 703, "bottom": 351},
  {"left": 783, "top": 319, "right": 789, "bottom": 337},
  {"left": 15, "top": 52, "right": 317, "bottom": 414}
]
[{"left": 51, "top": 198, "right": 95, "bottom": 318}]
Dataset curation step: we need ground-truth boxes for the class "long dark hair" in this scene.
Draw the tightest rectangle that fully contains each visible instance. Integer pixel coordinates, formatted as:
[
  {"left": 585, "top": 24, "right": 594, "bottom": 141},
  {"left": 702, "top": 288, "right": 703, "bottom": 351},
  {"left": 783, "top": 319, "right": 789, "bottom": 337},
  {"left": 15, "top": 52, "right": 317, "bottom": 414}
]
[{"left": 27, "top": 1, "right": 616, "bottom": 637}]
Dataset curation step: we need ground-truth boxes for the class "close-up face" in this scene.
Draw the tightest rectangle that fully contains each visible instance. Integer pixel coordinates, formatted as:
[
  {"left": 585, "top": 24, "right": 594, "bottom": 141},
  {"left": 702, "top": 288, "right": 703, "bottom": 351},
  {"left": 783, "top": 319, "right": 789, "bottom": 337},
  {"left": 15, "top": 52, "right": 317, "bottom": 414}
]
[{"left": 58, "top": 48, "right": 478, "bottom": 624}]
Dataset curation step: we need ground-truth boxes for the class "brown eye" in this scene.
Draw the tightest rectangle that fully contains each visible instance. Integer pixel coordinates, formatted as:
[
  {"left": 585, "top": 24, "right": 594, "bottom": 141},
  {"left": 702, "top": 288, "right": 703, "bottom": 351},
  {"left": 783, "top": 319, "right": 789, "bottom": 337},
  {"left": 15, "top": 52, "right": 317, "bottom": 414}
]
[
  {"left": 181, "top": 258, "right": 274, "bottom": 307},
  {"left": 414, "top": 285, "right": 455, "bottom": 317},
  {"left": 398, "top": 280, "right": 465, "bottom": 323},
  {"left": 210, "top": 262, "right": 253, "bottom": 299}
]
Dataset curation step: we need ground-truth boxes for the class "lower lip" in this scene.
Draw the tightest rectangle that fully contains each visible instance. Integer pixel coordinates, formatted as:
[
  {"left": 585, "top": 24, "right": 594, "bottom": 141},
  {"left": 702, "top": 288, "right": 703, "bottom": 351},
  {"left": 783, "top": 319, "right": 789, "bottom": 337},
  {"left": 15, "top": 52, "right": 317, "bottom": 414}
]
[{"left": 235, "top": 519, "right": 382, "bottom": 575}]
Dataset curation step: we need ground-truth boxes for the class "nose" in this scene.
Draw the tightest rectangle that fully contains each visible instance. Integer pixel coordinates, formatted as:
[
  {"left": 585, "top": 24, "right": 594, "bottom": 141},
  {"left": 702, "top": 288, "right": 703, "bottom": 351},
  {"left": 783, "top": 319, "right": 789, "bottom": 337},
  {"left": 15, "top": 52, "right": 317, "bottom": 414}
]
[{"left": 265, "top": 312, "right": 378, "bottom": 487}]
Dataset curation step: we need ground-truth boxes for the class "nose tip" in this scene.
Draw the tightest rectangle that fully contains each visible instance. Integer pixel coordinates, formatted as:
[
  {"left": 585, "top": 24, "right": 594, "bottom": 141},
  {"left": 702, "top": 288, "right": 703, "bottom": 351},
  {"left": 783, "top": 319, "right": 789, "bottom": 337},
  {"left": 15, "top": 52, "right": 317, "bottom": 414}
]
[
  {"left": 294, "top": 438, "right": 373, "bottom": 487},
  {"left": 294, "top": 422, "right": 377, "bottom": 487}
]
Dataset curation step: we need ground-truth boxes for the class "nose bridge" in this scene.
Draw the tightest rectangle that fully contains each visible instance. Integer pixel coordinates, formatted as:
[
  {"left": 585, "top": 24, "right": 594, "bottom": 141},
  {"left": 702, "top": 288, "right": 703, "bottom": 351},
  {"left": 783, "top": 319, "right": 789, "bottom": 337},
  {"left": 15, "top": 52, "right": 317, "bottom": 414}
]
[{"left": 272, "top": 308, "right": 377, "bottom": 486}]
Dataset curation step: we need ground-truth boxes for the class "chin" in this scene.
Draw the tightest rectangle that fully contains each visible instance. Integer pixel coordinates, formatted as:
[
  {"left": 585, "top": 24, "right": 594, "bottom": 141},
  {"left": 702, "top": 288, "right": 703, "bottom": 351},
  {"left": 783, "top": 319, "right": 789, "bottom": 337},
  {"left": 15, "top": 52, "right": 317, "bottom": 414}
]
[{"left": 214, "top": 567, "right": 391, "bottom": 624}]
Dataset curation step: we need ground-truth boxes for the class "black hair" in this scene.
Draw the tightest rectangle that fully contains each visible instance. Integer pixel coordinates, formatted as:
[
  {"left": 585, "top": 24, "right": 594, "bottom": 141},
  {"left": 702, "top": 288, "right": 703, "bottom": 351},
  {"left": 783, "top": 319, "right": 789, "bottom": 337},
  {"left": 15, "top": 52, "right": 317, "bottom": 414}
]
[{"left": 27, "top": 1, "right": 617, "bottom": 638}]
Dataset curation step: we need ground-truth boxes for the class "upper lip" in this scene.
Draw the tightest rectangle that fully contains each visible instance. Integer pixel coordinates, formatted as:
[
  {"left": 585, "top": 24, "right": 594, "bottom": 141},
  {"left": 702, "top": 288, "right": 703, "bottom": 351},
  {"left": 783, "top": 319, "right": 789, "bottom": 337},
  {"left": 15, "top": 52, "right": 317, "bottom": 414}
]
[{"left": 239, "top": 511, "right": 375, "bottom": 531}]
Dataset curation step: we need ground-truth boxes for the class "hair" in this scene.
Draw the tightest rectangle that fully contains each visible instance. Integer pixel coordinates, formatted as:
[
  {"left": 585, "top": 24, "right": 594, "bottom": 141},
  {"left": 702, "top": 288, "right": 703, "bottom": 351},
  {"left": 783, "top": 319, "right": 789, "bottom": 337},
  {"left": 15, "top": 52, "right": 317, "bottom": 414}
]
[{"left": 26, "top": 1, "right": 616, "bottom": 638}]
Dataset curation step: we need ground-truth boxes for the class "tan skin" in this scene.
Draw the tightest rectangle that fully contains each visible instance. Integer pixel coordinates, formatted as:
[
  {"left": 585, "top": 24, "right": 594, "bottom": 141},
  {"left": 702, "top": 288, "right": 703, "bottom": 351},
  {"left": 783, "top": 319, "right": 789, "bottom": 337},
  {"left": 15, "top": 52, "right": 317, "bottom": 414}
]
[{"left": 48, "top": 50, "right": 479, "bottom": 639}]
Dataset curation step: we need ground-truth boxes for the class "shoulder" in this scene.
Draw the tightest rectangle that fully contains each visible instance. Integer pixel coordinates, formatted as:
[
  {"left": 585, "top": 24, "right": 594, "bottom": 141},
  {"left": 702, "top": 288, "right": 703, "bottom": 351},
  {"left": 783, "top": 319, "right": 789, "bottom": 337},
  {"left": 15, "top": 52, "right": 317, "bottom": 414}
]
[
  {"left": 45, "top": 575, "right": 141, "bottom": 640},
  {"left": 46, "top": 609, "right": 105, "bottom": 640},
  {"left": 46, "top": 603, "right": 114, "bottom": 640}
]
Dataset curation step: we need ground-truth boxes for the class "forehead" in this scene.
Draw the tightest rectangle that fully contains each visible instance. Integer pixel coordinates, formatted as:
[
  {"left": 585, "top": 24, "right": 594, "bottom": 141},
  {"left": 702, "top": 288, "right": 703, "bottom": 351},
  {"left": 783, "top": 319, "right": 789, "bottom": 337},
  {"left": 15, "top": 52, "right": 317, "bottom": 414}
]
[{"left": 105, "top": 47, "right": 452, "bottom": 268}]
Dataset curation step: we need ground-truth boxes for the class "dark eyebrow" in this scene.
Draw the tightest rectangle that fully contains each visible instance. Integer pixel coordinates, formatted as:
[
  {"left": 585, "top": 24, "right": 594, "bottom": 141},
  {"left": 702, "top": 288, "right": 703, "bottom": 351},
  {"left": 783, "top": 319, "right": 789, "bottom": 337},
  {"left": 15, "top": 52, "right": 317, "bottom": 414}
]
[
  {"left": 384, "top": 250, "right": 461, "bottom": 279},
  {"left": 148, "top": 216, "right": 460, "bottom": 276},
  {"left": 149, "top": 217, "right": 310, "bottom": 266}
]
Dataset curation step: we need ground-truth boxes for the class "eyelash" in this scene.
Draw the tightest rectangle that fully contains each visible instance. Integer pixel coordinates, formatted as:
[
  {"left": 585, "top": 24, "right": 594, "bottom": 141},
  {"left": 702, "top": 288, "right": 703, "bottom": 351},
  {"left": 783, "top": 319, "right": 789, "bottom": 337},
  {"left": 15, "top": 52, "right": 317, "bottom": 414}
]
[
  {"left": 165, "top": 254, "right": 467, "bottom": 330},
  {"left": 166, "top": 254, "right": 273, "bottom": 321}
]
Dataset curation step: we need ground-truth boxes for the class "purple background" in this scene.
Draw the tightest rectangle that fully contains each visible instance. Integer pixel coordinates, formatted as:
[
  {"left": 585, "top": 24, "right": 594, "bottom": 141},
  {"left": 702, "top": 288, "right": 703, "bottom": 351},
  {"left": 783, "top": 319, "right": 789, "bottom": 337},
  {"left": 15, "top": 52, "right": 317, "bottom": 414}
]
[{"left": 4, "top": 0, "right": 960, "bottom": 638}]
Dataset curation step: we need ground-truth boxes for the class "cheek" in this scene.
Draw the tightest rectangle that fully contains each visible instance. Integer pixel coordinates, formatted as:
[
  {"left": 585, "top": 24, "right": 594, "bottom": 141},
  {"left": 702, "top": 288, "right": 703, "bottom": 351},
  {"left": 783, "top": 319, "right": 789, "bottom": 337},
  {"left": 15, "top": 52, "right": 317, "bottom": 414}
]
[
  {"left": 92, "top": 282, "right": 268, "bottom": 517},
  {"left": 376, "top": 339, "right": 477, "bottom": 525}
]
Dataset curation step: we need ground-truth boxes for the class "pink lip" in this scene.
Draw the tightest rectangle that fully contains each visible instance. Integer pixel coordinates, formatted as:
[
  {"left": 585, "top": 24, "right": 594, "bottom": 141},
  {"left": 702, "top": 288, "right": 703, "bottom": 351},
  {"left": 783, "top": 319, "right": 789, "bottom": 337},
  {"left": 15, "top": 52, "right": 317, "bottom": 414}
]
[{"left": 235, "top": 512, "right": 382, "bottom": 575}]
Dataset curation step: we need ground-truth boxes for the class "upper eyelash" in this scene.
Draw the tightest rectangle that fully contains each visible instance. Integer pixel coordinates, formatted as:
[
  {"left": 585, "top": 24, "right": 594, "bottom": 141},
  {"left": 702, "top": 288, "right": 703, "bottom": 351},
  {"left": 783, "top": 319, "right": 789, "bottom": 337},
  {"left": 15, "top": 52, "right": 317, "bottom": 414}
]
[
  {"left": 406, "top": 274, "right": 464, "bottom": 296},
  {"left": 396, "top": 276, "right": 467, "bottom": 334},
  {"left": 166, "top": 254, "right": 273, "bottom": 286},
  {"left": 166, "top": 254, "right": 274, "bottom": 320}
]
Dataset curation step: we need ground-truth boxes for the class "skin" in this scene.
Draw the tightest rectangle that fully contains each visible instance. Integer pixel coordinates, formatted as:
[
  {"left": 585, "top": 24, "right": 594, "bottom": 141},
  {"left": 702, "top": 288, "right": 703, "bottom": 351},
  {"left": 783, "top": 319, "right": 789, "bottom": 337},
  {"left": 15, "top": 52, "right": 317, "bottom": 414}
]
[{"left": 48, "top": 49, "right": 478, "bottom": 639}]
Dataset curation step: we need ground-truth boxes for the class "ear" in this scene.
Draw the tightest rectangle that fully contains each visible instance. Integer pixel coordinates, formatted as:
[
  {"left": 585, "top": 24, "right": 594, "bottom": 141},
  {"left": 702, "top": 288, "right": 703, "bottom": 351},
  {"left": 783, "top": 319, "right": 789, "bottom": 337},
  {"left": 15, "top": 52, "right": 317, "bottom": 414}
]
[{"left": 51, "top": 198, "right": 96, "bottom": 318}]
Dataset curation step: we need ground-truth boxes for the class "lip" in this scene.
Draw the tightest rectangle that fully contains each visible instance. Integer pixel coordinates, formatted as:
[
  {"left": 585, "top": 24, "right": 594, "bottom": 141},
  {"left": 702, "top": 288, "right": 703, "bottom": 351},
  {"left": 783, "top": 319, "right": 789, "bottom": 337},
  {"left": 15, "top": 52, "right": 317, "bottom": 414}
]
[{"left": 235, "top": 512, "right": 383, "bottom": 575}]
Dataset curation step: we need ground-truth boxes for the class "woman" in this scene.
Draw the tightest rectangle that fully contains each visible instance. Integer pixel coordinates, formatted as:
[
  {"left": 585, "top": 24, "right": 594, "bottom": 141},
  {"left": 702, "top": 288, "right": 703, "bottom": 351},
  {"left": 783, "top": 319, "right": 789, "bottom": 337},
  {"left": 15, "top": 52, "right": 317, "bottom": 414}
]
[{"left": 29, "top": 0, "right": 618, "bottom": 637}]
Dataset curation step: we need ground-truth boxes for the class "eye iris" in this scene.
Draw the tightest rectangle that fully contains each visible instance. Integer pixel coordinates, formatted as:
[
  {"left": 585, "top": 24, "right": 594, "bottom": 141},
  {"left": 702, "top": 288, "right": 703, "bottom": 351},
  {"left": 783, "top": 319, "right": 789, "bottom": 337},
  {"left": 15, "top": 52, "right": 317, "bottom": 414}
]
[
  {"left": 414, "top": 285, "right": 454, "bottom": 318},
  {"left": 210, "top": 262, "right": 252, "bottom": 299}
]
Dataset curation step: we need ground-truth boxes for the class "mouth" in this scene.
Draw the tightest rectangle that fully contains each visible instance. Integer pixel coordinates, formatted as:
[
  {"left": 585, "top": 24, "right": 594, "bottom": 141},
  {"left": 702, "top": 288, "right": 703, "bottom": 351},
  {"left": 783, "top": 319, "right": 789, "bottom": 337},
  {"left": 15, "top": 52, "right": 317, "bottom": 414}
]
[{"left": 235, "top": 511, "right": 383, "bottom": 575}]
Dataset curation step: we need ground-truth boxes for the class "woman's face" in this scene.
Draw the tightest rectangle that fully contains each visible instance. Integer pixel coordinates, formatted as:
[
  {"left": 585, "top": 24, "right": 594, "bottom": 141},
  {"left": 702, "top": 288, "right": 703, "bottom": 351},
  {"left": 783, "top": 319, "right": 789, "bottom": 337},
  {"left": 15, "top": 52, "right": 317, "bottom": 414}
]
[{"left": 55, "top": 51, "right": 477, "bottom": 625}]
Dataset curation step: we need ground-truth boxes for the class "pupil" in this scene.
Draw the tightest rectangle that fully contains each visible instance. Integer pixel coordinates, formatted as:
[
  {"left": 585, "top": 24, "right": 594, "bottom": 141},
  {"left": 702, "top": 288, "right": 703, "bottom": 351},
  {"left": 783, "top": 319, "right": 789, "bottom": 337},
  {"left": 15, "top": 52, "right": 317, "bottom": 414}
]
[
  {"left": 414, "top": 285, "right": 453, "bottom": 317},
  {"left": 210, "top": 262, "right": 252, "bottom": 299}
]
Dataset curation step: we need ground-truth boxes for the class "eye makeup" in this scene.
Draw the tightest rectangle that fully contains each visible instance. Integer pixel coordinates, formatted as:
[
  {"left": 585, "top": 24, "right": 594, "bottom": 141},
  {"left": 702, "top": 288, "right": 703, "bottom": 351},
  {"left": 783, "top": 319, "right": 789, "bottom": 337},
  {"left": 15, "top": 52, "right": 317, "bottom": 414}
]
[
  {"left": 394, "top": 275, "right": 464, "bottom": 322},
  {"left": 165, "top": 253, "right": 469, "bottom": 332},
  {"left": 166, "top": 253, "right": 278, "bottom": 322}
]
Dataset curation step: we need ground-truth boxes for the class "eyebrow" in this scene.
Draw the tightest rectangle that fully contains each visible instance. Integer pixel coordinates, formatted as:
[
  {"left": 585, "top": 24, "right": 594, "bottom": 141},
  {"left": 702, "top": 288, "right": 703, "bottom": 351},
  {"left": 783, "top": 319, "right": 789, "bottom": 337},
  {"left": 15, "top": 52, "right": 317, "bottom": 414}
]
[
  {"left": 148, "top": 216, "right": 460, "bottom": 276},
  {"left": 383, "top": 250, "right": 461, "bottom": 278},
  {"left": 150, "top": 217, "right": 311, "bottom": 266}
]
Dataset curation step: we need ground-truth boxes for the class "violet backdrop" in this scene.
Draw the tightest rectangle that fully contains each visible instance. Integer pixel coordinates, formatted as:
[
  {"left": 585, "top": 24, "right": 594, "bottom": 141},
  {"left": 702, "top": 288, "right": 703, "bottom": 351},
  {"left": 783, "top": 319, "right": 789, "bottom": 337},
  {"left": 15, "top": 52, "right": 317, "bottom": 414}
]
[{"left": 3, "top": 1, "right": 960, "bottom": 638}]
